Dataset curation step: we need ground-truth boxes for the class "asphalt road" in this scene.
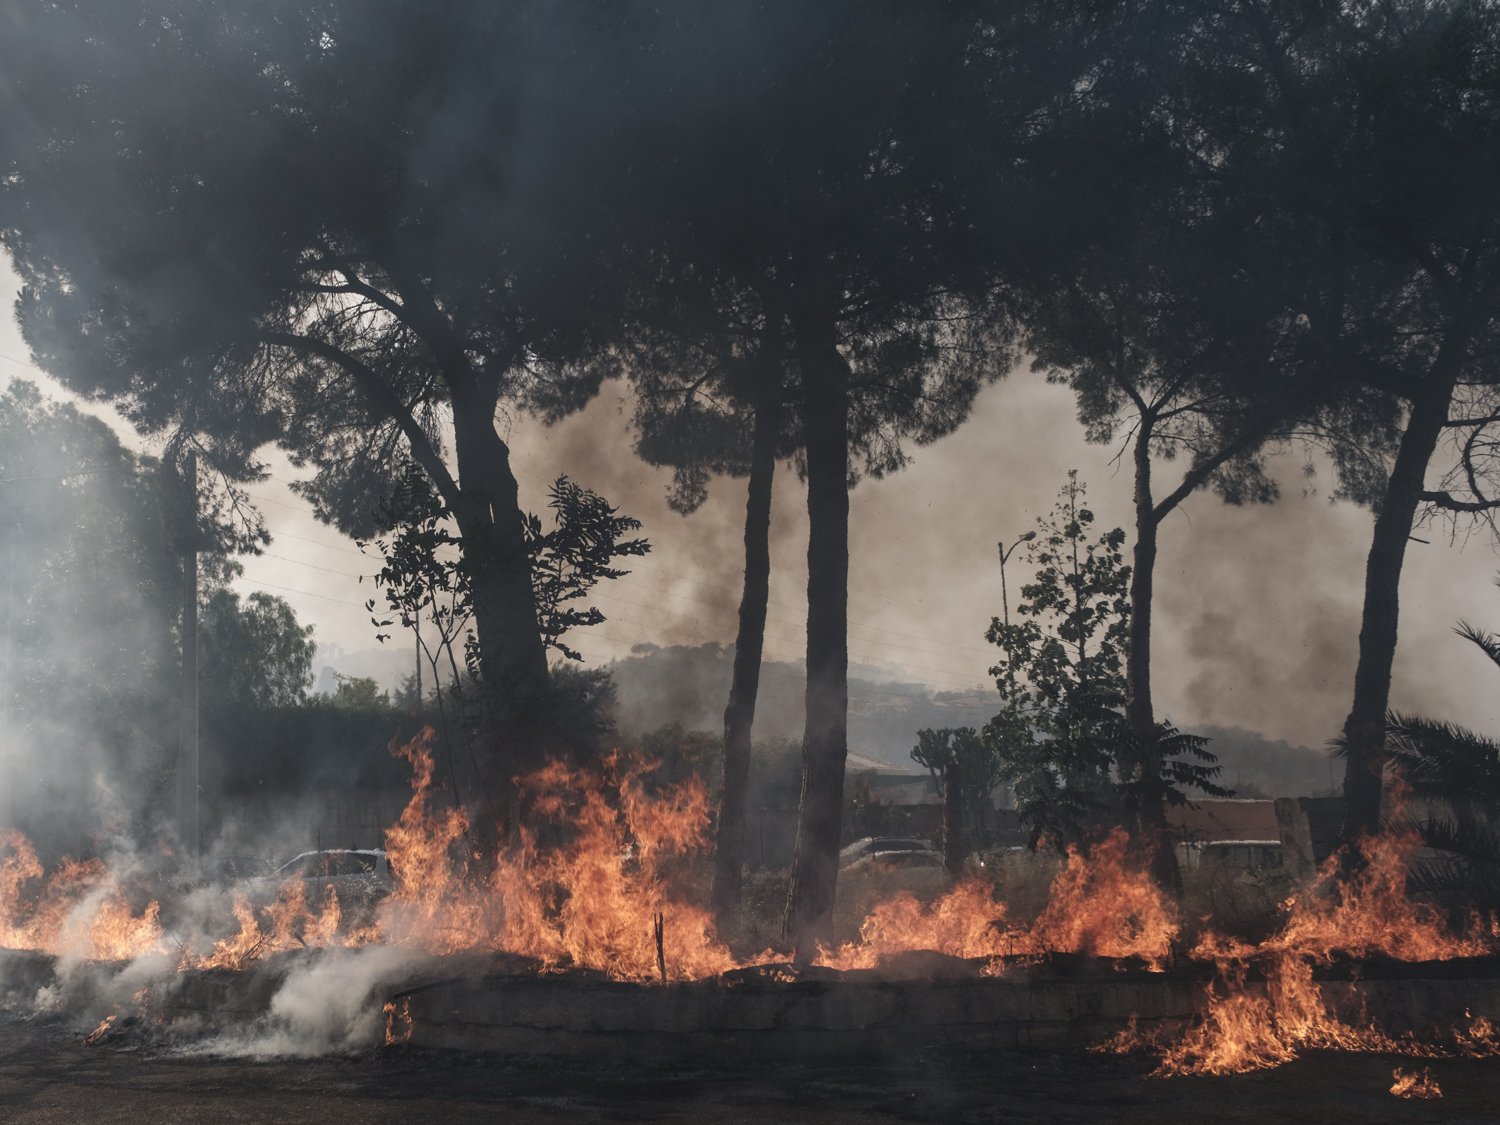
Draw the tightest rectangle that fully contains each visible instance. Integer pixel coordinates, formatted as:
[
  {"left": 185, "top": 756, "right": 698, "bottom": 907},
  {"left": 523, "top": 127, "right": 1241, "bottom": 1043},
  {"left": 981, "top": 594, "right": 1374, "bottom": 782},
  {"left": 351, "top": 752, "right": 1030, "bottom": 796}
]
[{"left": 1, "top": 1019, "right": 1497, "bottom": 1123}]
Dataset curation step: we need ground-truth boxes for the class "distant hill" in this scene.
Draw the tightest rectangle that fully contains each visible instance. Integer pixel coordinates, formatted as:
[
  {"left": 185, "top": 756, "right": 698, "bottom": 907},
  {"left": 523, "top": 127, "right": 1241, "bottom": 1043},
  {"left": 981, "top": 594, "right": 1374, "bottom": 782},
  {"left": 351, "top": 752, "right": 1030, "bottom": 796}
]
[
  {"left": 1193, "top": 725, "right": 1340, "bottom": 799},
  {"left": 607, "top": 642, "right": 996, "bottom": 770}
]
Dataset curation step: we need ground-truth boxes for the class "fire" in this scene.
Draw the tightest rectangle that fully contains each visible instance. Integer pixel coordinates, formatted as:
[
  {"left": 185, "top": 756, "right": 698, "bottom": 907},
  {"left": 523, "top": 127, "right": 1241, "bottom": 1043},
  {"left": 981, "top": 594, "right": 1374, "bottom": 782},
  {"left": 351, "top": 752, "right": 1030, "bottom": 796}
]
[
  {"left": 491, "top": 753, "right": 737, "bottom": 981},
  {"left": 0, "top": 830, "right": 166, "bottom": 960},
  {"left": 182, "top": 883, "right": 346, "bottom": 971},
  {"left": 6, "top": 727, "right": 1500, "bottom": 1080},
  {"left": 1111, "top": 827, "right": 1500, "bottom": 1076},
  {"left": 1268, "top": 826, "right": 1494, "bottom": 962},
  {"left": 371, "top": 731, "right": 493, "bottom": 954},
  {"left": 1025, "top": 829, "right": 1179, "bottom": 967},
  {"left": 1390, "top": 1066, "right": 1442, "bottom": 1099},
  {"left": 819, "top": 881, "right": 1012, "bottom": 970},
  {"left": 382, "top": 997, "right": 413, "bottom": 1045},
  {"left": 819, "top": 828, "right": 1177, "bottom": 972},
  {"left": 82, "top": 1014, "right": 116, "bottom": 1046}
]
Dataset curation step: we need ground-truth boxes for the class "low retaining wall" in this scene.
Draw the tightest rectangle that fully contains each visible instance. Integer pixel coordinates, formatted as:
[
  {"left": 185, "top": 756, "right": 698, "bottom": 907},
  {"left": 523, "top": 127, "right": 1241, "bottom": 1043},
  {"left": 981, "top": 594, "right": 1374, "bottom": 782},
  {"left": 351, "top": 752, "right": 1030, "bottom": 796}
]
[
  {"left": 7, "top": 945, "right": 1500, "bottom": 1061},
  {"left": 390, "top": 954, "right": 1500, "bottom": 1060}
]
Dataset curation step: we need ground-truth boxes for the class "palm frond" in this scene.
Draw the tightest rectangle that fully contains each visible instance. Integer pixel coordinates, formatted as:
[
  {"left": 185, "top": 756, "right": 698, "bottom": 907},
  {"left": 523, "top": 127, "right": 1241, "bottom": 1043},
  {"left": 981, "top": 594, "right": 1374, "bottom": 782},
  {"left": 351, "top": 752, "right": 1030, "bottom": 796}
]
[
  {"left": 1456, "top": 620, "right": 1500, "bottom": 675},
  {"left": 1386, "top": 710, "right": 1500, "bottom": 806}
]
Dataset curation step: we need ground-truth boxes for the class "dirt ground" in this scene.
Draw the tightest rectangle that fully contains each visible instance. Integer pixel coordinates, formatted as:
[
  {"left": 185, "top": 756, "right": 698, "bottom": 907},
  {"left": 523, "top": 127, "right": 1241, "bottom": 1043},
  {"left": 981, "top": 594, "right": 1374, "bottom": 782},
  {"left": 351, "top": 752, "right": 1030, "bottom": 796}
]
[{"left": 2, "top": 1019, "right": 1498, "bottom": 1124}]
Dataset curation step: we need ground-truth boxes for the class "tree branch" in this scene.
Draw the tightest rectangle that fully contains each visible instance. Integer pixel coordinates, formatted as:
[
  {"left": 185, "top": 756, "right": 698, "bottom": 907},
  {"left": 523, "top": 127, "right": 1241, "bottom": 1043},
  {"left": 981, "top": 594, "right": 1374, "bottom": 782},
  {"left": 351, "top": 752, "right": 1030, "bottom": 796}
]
[
  {"left": 259, "top": 330, "right": 461, "bottom": 506},
  {"left": 1421, "top": 490, "right": 1500, "bottom": 514}
]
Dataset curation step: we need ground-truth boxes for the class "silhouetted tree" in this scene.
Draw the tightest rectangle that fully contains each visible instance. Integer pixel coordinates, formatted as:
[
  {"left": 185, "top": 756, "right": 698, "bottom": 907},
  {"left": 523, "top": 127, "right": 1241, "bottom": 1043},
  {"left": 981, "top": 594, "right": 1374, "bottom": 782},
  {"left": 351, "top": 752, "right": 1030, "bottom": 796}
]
[
  {"left": 0, "top": 381, "right": 245, "bottom": 837},
  {"left": 572, "top": 2, "right": 1062, "bottom": 951},
  {"left": 0, "top": 2, "right": 629, "bottom": 802},
  {"left": 985, "top": 475, "right": 1226, "bottom": 850},
  {"left": 610, "top": 274, "right": 792, "bottom": 923},
  {"left": 1015, "top": 46, "right": 1351, "bottom": 887},
  {"left": 1161, "top": 1, "right": 1500, "bottom": 847}
]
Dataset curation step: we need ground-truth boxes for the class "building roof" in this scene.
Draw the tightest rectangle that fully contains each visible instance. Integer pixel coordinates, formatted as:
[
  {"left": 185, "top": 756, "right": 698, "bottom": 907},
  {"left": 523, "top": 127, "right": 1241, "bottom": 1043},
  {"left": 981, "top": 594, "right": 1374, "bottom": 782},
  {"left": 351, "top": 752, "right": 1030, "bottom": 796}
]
[{"left": 846, "top": 749, "right": 920, "bottom": 775}]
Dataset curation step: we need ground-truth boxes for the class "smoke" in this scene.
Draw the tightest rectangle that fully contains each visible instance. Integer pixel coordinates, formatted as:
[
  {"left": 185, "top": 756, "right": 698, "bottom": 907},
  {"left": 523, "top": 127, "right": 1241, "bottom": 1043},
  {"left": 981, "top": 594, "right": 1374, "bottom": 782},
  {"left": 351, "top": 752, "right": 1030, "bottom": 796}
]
[
  {"left": 1, "top": 939, "right": 432, "bottom": 1058},
  {"left": 190, "top": 945, "right": 429, "bottom": 1058},
  {"left": 514, "top": 372, "right": 1500, "bottom": 756}
]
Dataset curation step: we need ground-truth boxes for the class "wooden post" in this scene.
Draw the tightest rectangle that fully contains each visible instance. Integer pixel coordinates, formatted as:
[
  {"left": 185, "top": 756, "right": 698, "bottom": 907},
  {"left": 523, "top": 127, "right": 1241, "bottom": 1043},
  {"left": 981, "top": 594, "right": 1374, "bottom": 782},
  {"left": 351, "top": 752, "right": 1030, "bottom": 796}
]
[{"left": 177, "top": 451, "right": 199, "bottom": 867}]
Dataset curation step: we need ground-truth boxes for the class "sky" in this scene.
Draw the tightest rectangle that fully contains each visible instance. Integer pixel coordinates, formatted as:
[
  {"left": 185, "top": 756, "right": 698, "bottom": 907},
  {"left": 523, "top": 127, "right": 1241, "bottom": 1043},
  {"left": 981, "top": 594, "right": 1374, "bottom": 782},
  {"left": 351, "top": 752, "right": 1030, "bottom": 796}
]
[{"left": 4, "top": 252, "right": 1499, "bottom": 751}]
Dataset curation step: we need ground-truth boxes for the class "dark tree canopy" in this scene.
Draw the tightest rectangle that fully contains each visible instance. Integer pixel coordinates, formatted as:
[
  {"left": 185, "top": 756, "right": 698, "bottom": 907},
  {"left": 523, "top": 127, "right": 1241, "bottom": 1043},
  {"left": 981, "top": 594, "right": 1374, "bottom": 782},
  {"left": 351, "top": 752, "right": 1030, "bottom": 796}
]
[{"left": 0, "top": 2, "right": 653, "bottom": 772}]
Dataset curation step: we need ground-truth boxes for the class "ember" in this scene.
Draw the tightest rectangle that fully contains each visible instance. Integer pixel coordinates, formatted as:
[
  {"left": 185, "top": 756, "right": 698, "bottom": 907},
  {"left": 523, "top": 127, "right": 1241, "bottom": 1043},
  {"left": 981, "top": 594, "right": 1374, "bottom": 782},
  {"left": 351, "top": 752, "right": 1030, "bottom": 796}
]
[{"left": 1390, "top": 1066, "right": 1442, "bottom": 1099}]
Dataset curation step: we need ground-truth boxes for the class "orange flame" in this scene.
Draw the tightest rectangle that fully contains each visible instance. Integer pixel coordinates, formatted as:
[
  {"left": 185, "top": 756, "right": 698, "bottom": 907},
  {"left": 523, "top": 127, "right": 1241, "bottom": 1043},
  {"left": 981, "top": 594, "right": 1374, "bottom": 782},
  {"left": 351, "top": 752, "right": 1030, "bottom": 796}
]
[
  {"left": 1390, "top": 1066, "right": 1442, "bottom": 1099},
  {"left": 382, "top": 996, "right": 413, "bottom": 1046},
  {"left": 1026, "top": 829, "right": 1179, "bottom": 967},
  {"left": 819, "top": 828, "right": 1177, "bottom": 972},
  {"left": 820, "top": 881, "right": 1012, "bottom": 970},
  {"left": 0, "top": 830, "right": 165, "bottom": 960},
  {"left": 5, "top": 726, "right": 1499, "bottom": 1086},
  {"left": 491, "top": 753, "right": 737, "bottom": 981},
  {"left": 1113, "top": 828, "right": 1500, "bottom": 1075},
  {"left": 1269, "top": 826, "right": 1494, "bottom": 962}
]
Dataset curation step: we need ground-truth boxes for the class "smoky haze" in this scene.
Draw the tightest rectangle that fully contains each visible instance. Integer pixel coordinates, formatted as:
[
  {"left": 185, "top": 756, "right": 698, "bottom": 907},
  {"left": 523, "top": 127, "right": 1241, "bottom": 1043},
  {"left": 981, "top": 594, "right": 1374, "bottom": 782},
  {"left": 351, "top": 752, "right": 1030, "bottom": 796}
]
[
  {"left": 3, "top": 244, "right": 1496, "bottom": 817},
  {"left": 509, "top": 372, "right": 1500, "bottom": 761}
]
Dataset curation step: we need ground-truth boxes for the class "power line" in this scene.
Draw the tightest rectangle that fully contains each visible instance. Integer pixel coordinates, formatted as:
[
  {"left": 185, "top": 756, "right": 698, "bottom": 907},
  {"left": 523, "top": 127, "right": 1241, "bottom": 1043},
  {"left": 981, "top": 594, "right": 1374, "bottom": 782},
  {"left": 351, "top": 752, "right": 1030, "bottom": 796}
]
[
  {"left": 259, "top": 551, "right": 373, "bottom": 580},
  {"left": 230, "top": 575, "right": 366, "bottom": 608},
  {"left": 270, "top": 528, "right": 371, "bottom": 557}
]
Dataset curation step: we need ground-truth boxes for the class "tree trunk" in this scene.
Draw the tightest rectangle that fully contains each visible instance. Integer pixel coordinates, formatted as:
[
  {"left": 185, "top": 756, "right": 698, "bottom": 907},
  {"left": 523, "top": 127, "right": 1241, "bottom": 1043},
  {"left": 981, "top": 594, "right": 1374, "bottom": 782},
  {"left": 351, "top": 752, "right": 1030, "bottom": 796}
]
[
  {"left": 711, "top": 371, "right": 782, "bottom": 927},
  {"left": 1339, "top": 366, "right": 1459, "bottom": 846},
  {"left": 942, "top": 761, "right": 965, "bottom": 876},
  {"left": 783, "top": 315, "right": 850, "bottom": 960},
  {"left": 1125, "top": 418, "right": 1180, "bottom": 893},
  {"left": 449, "top": 406, "right": 552, "bottom": 838}
]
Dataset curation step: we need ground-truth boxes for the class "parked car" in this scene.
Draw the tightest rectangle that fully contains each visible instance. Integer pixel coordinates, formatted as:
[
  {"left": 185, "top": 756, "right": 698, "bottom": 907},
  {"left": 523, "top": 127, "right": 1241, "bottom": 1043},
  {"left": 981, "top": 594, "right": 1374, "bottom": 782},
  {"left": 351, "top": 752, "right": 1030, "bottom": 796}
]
[
  {"left": 238, "top": 848, "right": 394, "bottom": 924},
  {"left": 839, "top": 836, "right": 940, "bottom": 868},
  {"left": 844, "top": 849, "right": 945, "bottom": 874}
]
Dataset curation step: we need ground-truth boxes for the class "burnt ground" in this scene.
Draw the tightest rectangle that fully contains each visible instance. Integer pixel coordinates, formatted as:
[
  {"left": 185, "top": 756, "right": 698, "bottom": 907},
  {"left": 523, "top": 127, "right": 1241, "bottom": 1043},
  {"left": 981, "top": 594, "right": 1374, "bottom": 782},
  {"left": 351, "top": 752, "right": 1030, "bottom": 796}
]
[{"left": 1, "top": 1019, "right": 1497, "bottom": 1124}]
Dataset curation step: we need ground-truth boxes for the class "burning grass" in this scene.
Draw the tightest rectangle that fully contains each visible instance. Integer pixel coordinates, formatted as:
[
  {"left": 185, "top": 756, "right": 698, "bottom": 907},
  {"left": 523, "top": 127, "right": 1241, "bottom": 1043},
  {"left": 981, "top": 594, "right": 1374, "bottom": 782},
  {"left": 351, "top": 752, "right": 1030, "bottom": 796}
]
[
  {"left": 2, "top": 729, "right": 1500, "bottom": 1074},
  {"left": 1101, "top": 827, "right": 1500, "bottom": 1075},
  {"left": 818, "top": 828, "right": 1179, "bottom": 971}
]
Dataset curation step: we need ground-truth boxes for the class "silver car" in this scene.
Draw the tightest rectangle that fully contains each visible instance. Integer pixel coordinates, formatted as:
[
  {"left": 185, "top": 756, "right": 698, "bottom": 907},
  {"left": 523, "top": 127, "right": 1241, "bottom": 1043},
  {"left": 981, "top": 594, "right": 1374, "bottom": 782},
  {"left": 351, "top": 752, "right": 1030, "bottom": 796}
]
[{"left": 839, "top": 836, "right": 940, "bottom": 868}]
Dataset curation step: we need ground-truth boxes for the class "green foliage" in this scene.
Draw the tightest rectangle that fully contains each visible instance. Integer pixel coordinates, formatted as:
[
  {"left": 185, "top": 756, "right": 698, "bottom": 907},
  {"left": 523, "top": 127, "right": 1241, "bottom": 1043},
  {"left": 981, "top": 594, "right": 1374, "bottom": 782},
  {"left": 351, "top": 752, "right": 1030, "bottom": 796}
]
[
  {"left": 1354, "top": 593, "right": 1500, "bottom": 905},
  {"left": 364, "top": 469, "right": 649, "bottom": 671},
  {"left": 982, "top": 474, "right": 1223, "bottom": 845},
  {"left": 910, "top": 727, "right": 1000, "bottom": 840},
  {"left": 329, "top": 674, "right": 391, "bottom": 712},
  {"left": 984, "top": 473, "right": 1131, "bottom": 838},
  {"left": 544, "top": 662, "right": 620, "bottom": 760},
  {"left": 1330, "top": 582, "right": 1500, "bottom": 817},
  {"left": 523, "top": 477, "right": 651, "bottom": 662},
  {"left": 199, "top": 589, "right": 315, "bottom": 709}
]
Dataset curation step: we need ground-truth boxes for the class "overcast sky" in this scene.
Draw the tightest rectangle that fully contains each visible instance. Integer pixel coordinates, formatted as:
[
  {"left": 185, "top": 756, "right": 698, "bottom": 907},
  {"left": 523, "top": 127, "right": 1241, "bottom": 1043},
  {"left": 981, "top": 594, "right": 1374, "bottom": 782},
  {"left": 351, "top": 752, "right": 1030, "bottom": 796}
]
[{"left": 4, "top": 253, "right": 1498, "bottom": 751}]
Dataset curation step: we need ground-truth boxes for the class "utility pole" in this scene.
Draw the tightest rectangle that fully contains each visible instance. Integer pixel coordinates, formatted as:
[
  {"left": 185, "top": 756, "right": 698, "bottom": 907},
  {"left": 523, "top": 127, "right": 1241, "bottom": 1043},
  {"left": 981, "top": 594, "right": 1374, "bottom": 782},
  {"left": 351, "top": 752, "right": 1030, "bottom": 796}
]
[
  {"left": 2, "top": 541, "right": 12, "bottom": 802},
  {"left": 177, "top": 450, "right": 199, "bottom": 867}
]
